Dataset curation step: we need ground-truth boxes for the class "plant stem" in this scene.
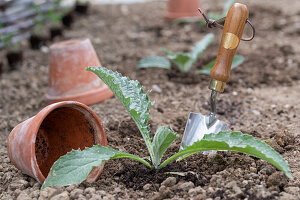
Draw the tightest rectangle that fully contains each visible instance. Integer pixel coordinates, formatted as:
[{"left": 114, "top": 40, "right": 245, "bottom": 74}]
[
  {"left": 112, "top": 154, "right": 152, "bottom": 169},
  {"left": 158, "top": 148, "right": 213, "bottom": 169}
]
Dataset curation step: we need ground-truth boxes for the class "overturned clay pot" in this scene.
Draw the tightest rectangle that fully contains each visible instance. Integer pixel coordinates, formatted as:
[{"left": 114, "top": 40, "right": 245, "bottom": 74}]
[
  {"left": 7, "top": 101, "right": 107, "bottom": 183},
  {"left": 165, "top": 0, "right": 203, "bottom": 20},
  {"left": 46, "top": 38, "right": 113, "bottom": 105}
]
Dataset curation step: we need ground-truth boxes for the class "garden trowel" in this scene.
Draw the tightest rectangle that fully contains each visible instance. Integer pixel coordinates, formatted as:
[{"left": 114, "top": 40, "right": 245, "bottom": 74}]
[{"left": 181, "top": 3, "right": 249, "bottom": 149}]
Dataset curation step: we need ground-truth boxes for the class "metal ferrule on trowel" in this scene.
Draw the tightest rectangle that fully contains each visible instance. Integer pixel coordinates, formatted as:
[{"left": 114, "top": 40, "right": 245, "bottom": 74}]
[{"left": 181, "top": 3, "right": 252, "bottom": 150}]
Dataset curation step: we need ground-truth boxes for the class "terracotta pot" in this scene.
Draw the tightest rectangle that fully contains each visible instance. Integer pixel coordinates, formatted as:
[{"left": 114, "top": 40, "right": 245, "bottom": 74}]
[
  {"left": 165, "top": 0, "right": 202, "bottom": 20},
  {"left": 7, "top": 101, "right": 107, "bottom": 183},
  {"left": 46, "top": 38, "right": 113, "bottom": 105}
]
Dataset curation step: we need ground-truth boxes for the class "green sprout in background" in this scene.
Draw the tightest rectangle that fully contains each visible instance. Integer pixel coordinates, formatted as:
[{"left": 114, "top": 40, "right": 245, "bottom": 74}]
[
  {"left": 0, "top": 31, "right": 20, "bottom": 52},
  {"left": 32, "top": 4, "right": 47, "bottom": 35},
  {"left": 137, "top": 33, "right": 244, "bottom": 74},
  {"left": 42, "top": 67, "right": 291, "bottom": 189},
  {"left": 137, "top": 33, "right": 214, "bottom": 73}
]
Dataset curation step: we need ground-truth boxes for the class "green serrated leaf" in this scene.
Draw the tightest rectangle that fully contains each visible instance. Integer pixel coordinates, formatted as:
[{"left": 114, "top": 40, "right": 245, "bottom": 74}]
[
  {"left": 87, "top": 67, "right": 155, "bottom": 163},
  {"left": 137, "top": 56, "right": 171, "bottom": 69},
  {"left": 223, "top": 0, "right": 235, "bottom": 16},
  {"left": 169, "top": 53, "right": 193, "bottom": 73},
  {"left": 190, "top": 33, "right": 214, "bottom": 59},
  {"left": 152, "top": 126, "right": 179, "bottom": 168},
  {"left": 162, "top": 49, "right": 193, "bottom": 72},
  {"left": 162, "top": 34, "right": 214, "bottom": 73},
  {"left": 196, "top": 55, "right": 244, "bottom": 75},
  {"left": 159, "top": 131, "right": 291, "bottom": 178},
  {"left": 42, "top": 145, "right": 150, "bottom": 189}
]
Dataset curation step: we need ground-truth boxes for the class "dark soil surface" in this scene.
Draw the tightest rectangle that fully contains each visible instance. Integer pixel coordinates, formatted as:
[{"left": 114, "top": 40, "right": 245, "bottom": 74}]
[{"left": 1, "top": 0, "right": 300, "bottom": 199}]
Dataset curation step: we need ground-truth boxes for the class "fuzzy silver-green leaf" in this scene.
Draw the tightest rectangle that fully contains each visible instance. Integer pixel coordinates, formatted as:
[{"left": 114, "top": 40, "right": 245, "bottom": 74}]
[
  {"left": 162, "top": 33, "right": 214, "bottom": 73},
  {"left": 87, "top": 67, "right": 155, "bottom": 162},
  {"left": 137, "top": 56, "right": 171, "bottom": 69},
  {"left": 152, "top": 126, "right": 179, "bottom": 168},
  {"left": 42, "top": 145, "right": 151, "bottom": 189},
  {"left": 190, "top": 33, "right": 214, "bottom": 59},
  {"left": 159, "top": 131, "right": 291, "bottom": 178}
]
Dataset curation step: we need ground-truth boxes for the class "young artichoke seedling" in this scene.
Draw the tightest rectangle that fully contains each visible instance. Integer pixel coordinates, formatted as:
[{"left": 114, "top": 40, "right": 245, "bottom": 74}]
[{"left": 42, "top": 67, "right": 291, "bottom": 189}]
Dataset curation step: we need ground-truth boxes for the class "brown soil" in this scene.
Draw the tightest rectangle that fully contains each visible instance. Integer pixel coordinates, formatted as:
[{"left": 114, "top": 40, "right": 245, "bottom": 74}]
[{"left": 1, "top": 0, "right": 300, "bottom": 199}]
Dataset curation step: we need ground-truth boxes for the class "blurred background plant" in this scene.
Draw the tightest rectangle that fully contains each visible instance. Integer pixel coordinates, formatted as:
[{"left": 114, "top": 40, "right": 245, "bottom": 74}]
[
  {"left": 0, "top": 30, "right": 23, "bottom": 70},
  {"left": 138, "top": 33, "right": 214, "bottom": 73}
]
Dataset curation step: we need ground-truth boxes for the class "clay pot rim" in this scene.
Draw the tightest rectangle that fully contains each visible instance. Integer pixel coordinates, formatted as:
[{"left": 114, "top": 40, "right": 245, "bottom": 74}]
[
  {"left": 49, "top": 38, "right": 89, "bottom": 51},
  {"left": 28, "top": 101, "right": 107, "bottom": 182},
  {"left": 46, "top": 84, "right": 114, "bottom": 105}
]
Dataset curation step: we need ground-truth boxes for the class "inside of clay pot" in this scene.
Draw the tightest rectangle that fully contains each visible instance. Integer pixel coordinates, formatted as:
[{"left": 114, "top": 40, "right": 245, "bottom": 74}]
[{"left": 35, "top": 106, "right": 99, "bottom": 178}]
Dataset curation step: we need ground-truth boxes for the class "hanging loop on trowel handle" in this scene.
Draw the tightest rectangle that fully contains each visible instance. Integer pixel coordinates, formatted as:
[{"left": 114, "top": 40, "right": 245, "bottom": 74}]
[
  {"left": 209, "top": 3, "right": 249, "bottom": 93},
  {"left": 198, "top": 7, "right": 255, "bottom": 41}
]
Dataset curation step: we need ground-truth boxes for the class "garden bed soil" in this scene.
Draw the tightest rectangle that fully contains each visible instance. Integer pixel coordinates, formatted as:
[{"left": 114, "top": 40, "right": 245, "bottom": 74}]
[{"left": 0, "top": 0, "right": 300, "bottom": 199}]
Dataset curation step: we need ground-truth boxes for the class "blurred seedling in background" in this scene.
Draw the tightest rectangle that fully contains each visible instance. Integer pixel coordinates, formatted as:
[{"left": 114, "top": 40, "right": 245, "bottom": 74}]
[
  {"left": 0, "top": 31, "right": 20, "bottom": 52},
  {"left": 47, "top": 0, "right": 63, "bottom": 40},
  {"left": 29, "top": 3, "right": 48, "bottom": 49},
  {"left": 47, "top": 0, "right": 63, "bottom": 28},
  {"left": 137, "top": 33, "right": 214, "bottom": 73},
  {"left": 42, "top": 67, "right": 291, "bottom": 189},
  {"left": 32, "top": 3, "right": 47, "bottom": 36},
  {"left": 0, "top": 31, "right": 23, "bottom": 70},
  {"left": 137, "top": 33, "right": 244, "bottom": 74}
]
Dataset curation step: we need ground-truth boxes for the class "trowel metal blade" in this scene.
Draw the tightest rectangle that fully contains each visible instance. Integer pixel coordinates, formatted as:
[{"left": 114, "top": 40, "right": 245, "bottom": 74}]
[{"left": 180, "top": 112, "right": 228, "bottom": 150}]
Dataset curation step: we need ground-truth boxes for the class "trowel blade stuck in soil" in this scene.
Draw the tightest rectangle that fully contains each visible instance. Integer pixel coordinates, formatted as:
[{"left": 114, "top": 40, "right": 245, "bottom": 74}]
[{"left": 180, "top": 112, "right": 228, "bottom": 149}]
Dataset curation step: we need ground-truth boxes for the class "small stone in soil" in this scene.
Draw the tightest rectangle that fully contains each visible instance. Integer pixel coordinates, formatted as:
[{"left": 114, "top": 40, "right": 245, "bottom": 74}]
[
  {"left": 143, "top": 183, "right": 152, "bottom": 191},
  {"left": 178, "top": 181, "right": 195, "bottom": 191},
  {"left": 50, "top": 191, "right": 70, "bottom": 200},
  {"left": 161, "top": 177, "right": 177, "bottom": 187},
  {"left": 16, "top": 191, "right": 31, "bottom": 200},
  {"left": 70, "top": 188, "right": 83, "bottom": 199},
  {"left": 188, "top": 186, "right": 206, "bottom": 196}
]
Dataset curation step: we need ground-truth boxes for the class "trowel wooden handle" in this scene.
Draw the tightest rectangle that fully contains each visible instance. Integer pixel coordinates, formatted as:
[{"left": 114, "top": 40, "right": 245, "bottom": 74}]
[{"left": 210, "top": 3, "right": 248, "bottom": 92}]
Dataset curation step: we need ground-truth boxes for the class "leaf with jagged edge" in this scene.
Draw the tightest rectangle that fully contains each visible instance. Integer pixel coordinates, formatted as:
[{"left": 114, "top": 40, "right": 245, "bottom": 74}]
[
  {"left": 159, "top": 131, "right": 291, "bottom": 179},
  {"left": 152, "top": 126, "right": 179, "bottom": 169},
  {"left": 87, "top": 67, "right": 155, "bottom": 163},
  {"left": 162, "top": 33, "right": 214, "bottom": 73},
  {"left": 42, "top": 145, "right": 151, "bottom": 189},
  {"left": 162, "top": 49, "right": 193, "bottom": 73},
  {"left": 190, "top": 33, "right": 214, "bottom": 60},
  {"left": 137, "top": 56, "right": 171, "bottom": 69}
]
